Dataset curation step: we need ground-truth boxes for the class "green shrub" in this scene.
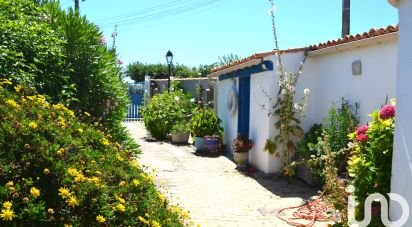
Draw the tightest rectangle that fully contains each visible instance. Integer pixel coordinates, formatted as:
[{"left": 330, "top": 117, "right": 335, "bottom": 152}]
[
  {"left": 324, "top": 99, "right": 359, "bottom": 164},
  {"left": 297, "top": 124, "right": 325, "bottom": 183},
  {"left": 347, "top": 104, "right": 395, "bottom": 224},
  {"left": 0, "top": 0, "right": 69, "bottom": 101},
  {"left": 171, "top": 122, "right": 191, "bottom": 134},
  {"left": 0, "top": 0, "right": 129, "bottom": 143},
  {"left": 142, "top": 90, "right": 194, "bottom": 140},
  {"left": 299, "top": 99, "right": 358, "bottom": 185},
  {"left": 0, "top": 81, "right": 189, "bottom": 226},
  {"left": 190, "top": 108, "right": 224, "bottom": 137},
  {"left": 298, "top": 124, "right": 323, "bottom": 160},
  {"left": 46, "top": 2, "right": 129, "bottom": 142}
]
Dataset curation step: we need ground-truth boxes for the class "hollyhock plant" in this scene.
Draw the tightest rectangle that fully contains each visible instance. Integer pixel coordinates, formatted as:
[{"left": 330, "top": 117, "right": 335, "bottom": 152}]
[{"left": 379, "top": 105, "right": 395, "bottom": 120}]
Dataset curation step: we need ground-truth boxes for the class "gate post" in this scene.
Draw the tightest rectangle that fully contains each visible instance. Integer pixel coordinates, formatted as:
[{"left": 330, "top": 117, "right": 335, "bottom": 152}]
[{"left": 144, "top": 75, "right": 151, "bottom": 105}]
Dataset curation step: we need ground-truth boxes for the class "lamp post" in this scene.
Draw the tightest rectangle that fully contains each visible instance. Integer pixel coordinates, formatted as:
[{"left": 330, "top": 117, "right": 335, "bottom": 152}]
[{"left": 165, "top": 50, "right": 173, "bottom": 93}]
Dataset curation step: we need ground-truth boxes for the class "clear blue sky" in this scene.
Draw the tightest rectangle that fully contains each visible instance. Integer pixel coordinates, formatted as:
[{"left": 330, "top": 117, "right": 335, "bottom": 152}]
[{"left": 60, "top": 0, "right": 398, "bottom": 68}]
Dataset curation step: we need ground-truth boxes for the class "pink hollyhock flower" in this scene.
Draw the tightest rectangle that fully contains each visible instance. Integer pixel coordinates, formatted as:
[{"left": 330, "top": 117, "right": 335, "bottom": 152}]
[
  {"left": 356, "top": 125, "right": 369, "bottom": 135},
  {"left": 356, "top": 133, "right": 368, "bottom": 142},
  {"left": 99, "top": 36, "right": 106, "bottom": 45},
  {"left": 379, "top": 105, "right": 395, "bottom": 120},
  {"left": 117, "top": 59, "right": 123, "bottom": 65}
]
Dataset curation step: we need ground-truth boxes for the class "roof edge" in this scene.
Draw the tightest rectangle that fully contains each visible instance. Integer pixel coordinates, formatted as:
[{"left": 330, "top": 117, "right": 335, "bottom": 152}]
[{"left": 211, "top": 47, "right": 306, "bottom": 73}]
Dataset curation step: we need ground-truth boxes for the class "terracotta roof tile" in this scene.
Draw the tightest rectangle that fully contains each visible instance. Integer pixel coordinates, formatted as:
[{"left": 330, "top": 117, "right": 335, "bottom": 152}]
[
  {"left": 308, "top": 25, "right": 398, "bottom": 51},
  {"left": 211, "top": 25, "right": 398, "bottom": 73}
]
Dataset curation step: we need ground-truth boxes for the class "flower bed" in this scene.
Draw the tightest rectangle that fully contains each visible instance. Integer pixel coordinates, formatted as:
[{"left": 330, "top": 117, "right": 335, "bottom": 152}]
[{"left": 0, "top": 81, "right": 189, "bottom": 226}]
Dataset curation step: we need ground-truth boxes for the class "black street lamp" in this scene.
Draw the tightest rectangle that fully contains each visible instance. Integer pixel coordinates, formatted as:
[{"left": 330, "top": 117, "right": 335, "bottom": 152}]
[{"left": 165, "top": 50, "right": 173, "bottom": 92}]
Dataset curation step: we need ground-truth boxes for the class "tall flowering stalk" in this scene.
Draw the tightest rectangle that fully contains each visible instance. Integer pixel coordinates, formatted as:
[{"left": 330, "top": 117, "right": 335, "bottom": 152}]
[{"left": 267, "top": 0, "right": 309, "bottom": 176}]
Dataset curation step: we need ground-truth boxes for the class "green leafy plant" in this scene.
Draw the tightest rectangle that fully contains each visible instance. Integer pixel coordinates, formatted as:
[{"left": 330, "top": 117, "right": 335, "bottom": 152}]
[
  {"left": 347, "top": 103, "right": 395, "bottom": 225},
  {"left": 142, "top": 90, "right": 194, "bottom": 140},
  {"left": 171, "top": 122, "right": 191, "bottom": 134},
  {"left": 0, "top": 0, "right": 70, "bottom": 101},
  {"left": 297, "top": 124, "right": 325, "bottom": 183},
  {"left": 298, "top": 99, "right": 358, "bottom": 185},
  {"left": 298, "top": 124, "right": 323, "bottom": 160},
  {"left": 323, "top": 99, "right": 359, "bottom": 176},
  {"left": 0, "top": 80, "right": 189, "bottom": 226},
  {"left": 190, "top": 108, "right": 223, "bottom": 137},
  {"left": 0, "top": 0, "right": 130, "bottom": 143},
  {"left": 263, "top": 139, "right": 277, "bottom": 155},
  {"left": 326, "top": 99, "right": 358, "bottom": 159},
  {"left": 322, "top": 135, "right": 348, "bottom": 226},
  {"left": 47, "top": 3, "right": 129, "bottom": 142}
]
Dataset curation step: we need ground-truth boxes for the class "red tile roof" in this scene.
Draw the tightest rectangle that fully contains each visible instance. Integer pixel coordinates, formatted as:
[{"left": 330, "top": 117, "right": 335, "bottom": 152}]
[
  {"left": 211, "top": 25, "right": 398, "bottom": 73},
  {"left": 308, "top": 25, "right": 398, "bottom": 51}
]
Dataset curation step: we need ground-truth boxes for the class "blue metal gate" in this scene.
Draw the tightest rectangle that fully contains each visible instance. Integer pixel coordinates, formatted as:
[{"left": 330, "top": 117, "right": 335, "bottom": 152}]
[{"left": 125, "top": 82, "right": 145, "bottom": 121}]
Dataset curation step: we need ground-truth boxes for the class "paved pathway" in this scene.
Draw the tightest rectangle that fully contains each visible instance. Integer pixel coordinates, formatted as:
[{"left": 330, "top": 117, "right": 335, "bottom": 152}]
[{"left": 125, "top": 122, "right": 320, "bottom": 227}]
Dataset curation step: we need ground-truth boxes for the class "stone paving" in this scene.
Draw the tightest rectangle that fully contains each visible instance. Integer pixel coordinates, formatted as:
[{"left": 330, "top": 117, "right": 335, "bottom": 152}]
[{"left": 125, "top": 122, "right": 323, "bottom": 227}]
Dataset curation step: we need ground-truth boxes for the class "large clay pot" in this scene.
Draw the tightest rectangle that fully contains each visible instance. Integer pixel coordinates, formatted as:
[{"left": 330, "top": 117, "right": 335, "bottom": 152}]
[
  {"left": 195, "top": 137, "right": 205, "bottom": 152},
  {"left": 233, "top": 152, "right": 249, "bottom": 167},
  {"left": 171, "top": 132, "right": 190, "bottom": 144}
]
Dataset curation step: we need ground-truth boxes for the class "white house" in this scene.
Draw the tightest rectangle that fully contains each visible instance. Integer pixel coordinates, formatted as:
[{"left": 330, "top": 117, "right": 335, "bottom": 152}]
[{"left": 209, "top": 25, "right": 398, "bottom": 174}]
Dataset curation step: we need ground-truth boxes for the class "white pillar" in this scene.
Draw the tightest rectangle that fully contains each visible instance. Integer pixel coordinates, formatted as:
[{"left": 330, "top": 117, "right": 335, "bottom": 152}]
[{"left": 390, "top": 0, "right": 412, "bottom": 223}]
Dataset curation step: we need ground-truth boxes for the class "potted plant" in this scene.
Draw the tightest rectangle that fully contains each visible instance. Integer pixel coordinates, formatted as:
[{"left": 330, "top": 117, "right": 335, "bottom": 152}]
[
  {"left": 190, "top": 108, "right": 224, "bottom": 152},
  {"left": 171, "top": 122, "right": 190, "bottom": 144},
  {"left": 232, "top": 134, "right": 254, "bottom": 167}
]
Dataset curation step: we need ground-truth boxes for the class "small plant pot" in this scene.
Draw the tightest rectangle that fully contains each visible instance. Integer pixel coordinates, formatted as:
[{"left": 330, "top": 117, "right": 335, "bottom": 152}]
[
  {"left": 233, "top": 152, "right": 248, "bottom": 167},
  {"left": 171, "top": 132, "right": 190, "bottom": 144},
  {"left": 195, "top": 136, "right": 205, "bottom": 152}
]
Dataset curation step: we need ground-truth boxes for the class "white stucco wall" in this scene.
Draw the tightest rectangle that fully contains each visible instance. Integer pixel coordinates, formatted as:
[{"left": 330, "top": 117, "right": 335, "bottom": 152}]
[
  {"left": 303, "top": 38, "right": 398, "bottom": 126},
  {"left": 390, "top": 0, "right": 412, "bottom": 223},
  {"left": 249, "top": 67, "right": 278, "bottom": 173},
  {"left": 217, "top": 78, "right": 238, "bottom": 152},
  {"left": 216, "top": 34, "right": 397, "bottom": 174}
]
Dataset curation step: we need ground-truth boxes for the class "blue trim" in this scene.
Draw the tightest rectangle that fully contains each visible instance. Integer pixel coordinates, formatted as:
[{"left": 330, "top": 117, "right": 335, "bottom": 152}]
[{"left": 218, "top": 60, "right": 273, "bottom": 81}]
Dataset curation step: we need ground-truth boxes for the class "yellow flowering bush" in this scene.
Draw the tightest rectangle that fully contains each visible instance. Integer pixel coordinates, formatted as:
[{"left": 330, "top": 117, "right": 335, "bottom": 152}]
[{"left": 0, "top": 83, "right": 189, "bottom": 226}]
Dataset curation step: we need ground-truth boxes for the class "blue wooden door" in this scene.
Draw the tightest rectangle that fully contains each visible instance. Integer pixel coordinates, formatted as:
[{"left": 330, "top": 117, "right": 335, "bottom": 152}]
[{"left": 238, "top": 77, "right": 250, "bottom": 137}]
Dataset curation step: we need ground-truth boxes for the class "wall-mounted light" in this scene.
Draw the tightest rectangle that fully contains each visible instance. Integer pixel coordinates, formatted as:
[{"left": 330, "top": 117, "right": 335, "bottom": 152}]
[{"left": 352, "top": 60, "right": 362, "bottom": 76}]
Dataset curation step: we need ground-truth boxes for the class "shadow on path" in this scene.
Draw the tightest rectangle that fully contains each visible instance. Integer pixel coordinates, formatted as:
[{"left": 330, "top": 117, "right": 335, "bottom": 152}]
[{"left": 124, "top": 122, "right": 320, "bottom": 227}]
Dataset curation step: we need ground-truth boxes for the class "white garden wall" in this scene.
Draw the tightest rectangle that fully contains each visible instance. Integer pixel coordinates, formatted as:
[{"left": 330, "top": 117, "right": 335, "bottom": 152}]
[
  {"left": 303, "top": 35, "right": 398, "bottom": 127},
  {"left": 390, "top": 0, "right": 412, "bottom": 223}
]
